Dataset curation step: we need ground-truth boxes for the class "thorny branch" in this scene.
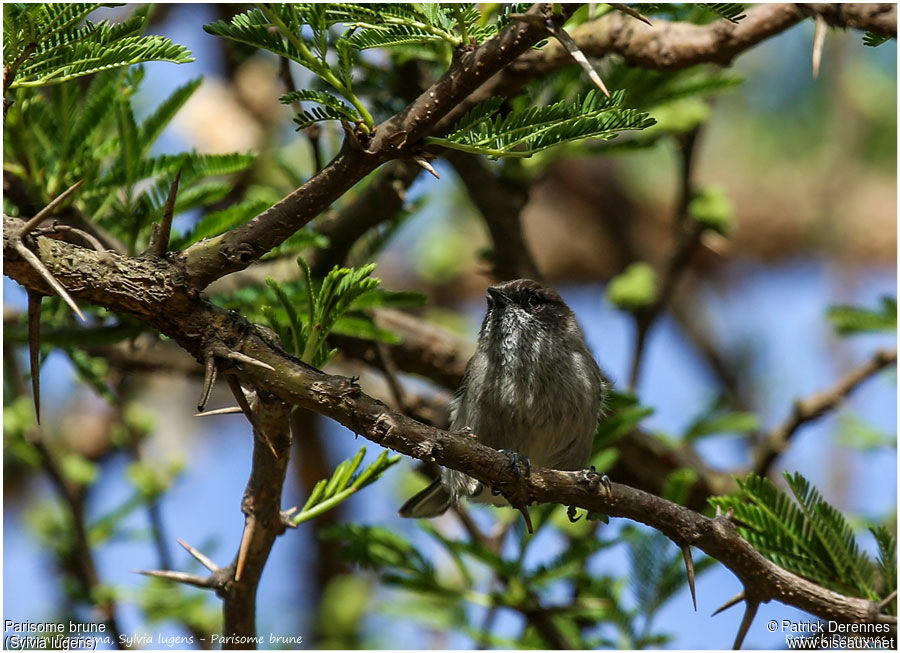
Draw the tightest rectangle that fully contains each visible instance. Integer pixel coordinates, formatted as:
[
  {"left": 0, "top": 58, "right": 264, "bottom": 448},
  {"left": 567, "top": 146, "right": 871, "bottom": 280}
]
[
  {"left": 754, "top": 348, "right": 898, "bottom": 477},
  {"left": 5, "top": 2, "right": 896, "bottom": 647},
  {"left": 3, "top": 218, "right": 894, "bottom": 635}
]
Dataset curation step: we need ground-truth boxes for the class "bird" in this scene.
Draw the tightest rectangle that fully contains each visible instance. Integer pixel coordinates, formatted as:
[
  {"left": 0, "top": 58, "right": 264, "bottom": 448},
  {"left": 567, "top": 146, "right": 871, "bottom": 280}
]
[{"left": 399, "top": 278, "right": 607, "bottom": 518}]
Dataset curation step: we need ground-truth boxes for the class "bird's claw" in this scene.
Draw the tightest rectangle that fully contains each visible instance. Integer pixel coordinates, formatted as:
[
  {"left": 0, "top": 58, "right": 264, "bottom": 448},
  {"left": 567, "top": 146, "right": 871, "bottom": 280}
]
[
  {"left": 500, "top": 449, "right": 531, "bottom": 477},
  {"left": 567, "top": 505, "right": 582, "bottom": 523}
]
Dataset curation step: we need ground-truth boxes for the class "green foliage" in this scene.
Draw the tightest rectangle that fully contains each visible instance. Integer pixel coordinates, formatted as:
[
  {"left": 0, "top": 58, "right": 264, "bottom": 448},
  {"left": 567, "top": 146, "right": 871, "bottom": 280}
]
[
  {"left": 3, "top": 4, "right": 193, "bottom": 89},
  {"left": 171, "top": 198, "right": 272, "bottom": 250},
  {"left": 59, "top": 452, "right": 99, "bottom": 486},
  {"left": 4, "top": 61, "right": 255, "bottom": 255},
  {"left": 863, "top": 32, "right": 890, "bottom": 47},
  {"left": 126, "top": 459, "right": 184, "bottom": 501},
  {"left": 294, "top": 447, "right": 400, "bottom": 525},
  {"left": 139, "top": 577, "right": 220, "bottom": 635},
  {"left": 622, "top": 525, "right": 716, "bottom": 644},
  {"left": 593, "top": 390, "right": 655, "bottom": 450},
  {"left": 688, "top": 185, "right": 735, "bottom": 234},
  {"left": 605, "top": 262, "right": 658, "bottom": 311},
  {"left": 216, "top": 260, "right": 424, "bottom": 367},
  {"left": 709, "top": 472, "right": 892, "bottom": 601},
  {"left": 827, "top": 296, "right": 897, "bottom": 335},
  {"left": 204, "top": 4, "right": 374, "bottom": 128},
  {"left": 280, "top": 89, "right": 360, "bottom": 129},
  {"left": 834, "top": 412, "right": 896, "bottom": 451},
  {"left": 429, "top": 89, "right": 656, "bottom": 158},
  {"left": 697, "top": 3, "right": 746, "bottom": 23},
  {"left": 683, "top": 396, "right": 758, "bottom": 442}
]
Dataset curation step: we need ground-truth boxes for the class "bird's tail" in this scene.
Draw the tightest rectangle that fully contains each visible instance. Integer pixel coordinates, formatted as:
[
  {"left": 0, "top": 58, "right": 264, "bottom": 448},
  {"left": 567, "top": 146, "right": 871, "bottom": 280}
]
[{"left": 398, "top": 479, "right": 451, "bottom": 518}]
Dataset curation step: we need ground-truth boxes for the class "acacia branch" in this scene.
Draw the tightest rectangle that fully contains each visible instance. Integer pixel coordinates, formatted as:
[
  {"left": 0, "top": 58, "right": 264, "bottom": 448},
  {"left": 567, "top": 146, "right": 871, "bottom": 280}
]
[
  {"left": 3, "top": 218, "right": 889, "bottom": 631},
  {"left": 754, "top": 347, "right": 897, "bottom": 476},
  {"left": 181, "top": 3, "right": 575, "bottom": 289}
]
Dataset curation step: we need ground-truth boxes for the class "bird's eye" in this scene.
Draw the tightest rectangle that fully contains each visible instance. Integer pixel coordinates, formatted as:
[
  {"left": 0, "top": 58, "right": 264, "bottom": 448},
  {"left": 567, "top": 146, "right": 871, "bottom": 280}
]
[{"left": 526, "top": 294, "right": 543, "bottom": 310}]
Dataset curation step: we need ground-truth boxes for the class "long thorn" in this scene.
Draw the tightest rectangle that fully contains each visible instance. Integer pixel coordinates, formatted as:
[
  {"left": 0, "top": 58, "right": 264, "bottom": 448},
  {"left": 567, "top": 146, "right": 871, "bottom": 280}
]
[
  {"left": 812, "top": 15, "right": 826, "bottom": 79},
  {"left": 19, "top": 179, "right": 85, "bottom": 238},
  {"left": 197, "top": 354, "right": 218, "bottom": 413},
  {"left": 681, "top": 545, "right": 697, "bottom": 611},
  {"left": 608, "top": 3, "right": 653, "bottom": 26},
  {"left": 733, "top": 600, "right": 758, "bottom": 650},
  {"left": 519, "top": 504, "right": 534, "bottom": 534},
  {"left": 194, "top": 406, "right": 244, "bottom": 417},
  {"left": 15, "top": 242, "right": 85, "bottom": 321},
  {"left": 224, "top": 350, "right": 275, "bottom": 371},
  {"left": 712, "top": 591, "right": 744, "bottom": 617},
  {"left": 177, "top": 538, "right": 219, "bottom": 572},
  {"left": 413, "top": 157, "right": 440, "bottom": 179},
  {"left": 548, "top": 20, "right": 611, "bottom": 97},
  {"left": 27, "top": 291, "right": 42, "bottom": 424},
  {"left": 879, "top": 589, "right": 898, "bottom": 610},
  {"left": 134, "top": 568, "right": 214, "bottom": 590},
  {"left": 148, "top": 169, "right": 182, "bottom": 257},
  {"left": 235, "top": 515, "right": 255, "bottom": 582}
]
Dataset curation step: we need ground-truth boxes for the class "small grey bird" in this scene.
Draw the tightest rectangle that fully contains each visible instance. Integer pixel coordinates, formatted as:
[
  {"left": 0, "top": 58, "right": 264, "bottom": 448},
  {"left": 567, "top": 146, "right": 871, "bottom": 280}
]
[{"left": 399, "top": 278, "right": 607, "bottom": 518}]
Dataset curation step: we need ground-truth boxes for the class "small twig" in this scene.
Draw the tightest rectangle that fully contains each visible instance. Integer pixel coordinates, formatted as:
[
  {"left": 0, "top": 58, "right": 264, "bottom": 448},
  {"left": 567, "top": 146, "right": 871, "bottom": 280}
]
[
  {"left": 178, "top": 538, "right": 220, "bottom": 572},
  {"left": 14, "top": 241, "right": 85, "bottom": 321},
  {"left": 812, "top": 15, "right": 827, "bottom": 79},
  {"left": 628, "top": 127, "right": 703, "bottom": 390},
  {"left": 226, "top": 375, "right": 278, "bottom": 459},
  {"left": 754, "top": 348, "right": 897, "bottom": 476},
  {"left": 712, "top": 591, "right": 745, "bottom": 616},
  {"left": 19, "top": 179, "right": 85, "bottom": 239},
  {"left": 147, "top": 169, "right": 182, "bottom": 258},
  {"left": 374, "top": 340, "right": 411, "bottom": 415},
  {"left": 27, "top": 291, "right": 41, "bottom": 423},
  {"left": 733, "top": 599, "right": 759, "bottom": 650},
  {"left": 35, "top": 223, "right": 110, "bottom": 259},
  {"left": 682, "top": 544, "right": 698, "bottom": 611}
]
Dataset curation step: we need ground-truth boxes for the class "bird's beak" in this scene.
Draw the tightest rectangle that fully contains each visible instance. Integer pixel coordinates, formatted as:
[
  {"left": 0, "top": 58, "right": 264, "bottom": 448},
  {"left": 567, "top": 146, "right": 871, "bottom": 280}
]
[{"left": 487, "top": 287, "right": 512, "bottom": 307}]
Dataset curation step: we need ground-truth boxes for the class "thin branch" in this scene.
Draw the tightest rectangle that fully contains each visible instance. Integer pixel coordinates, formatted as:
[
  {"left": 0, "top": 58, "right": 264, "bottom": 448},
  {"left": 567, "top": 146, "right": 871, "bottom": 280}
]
[
  {"left": 445, "top": 151, "right": 541, "bottom": 281},
  {"left": 27, "top": 291, "right": 41, "bottom": 423},
  {"left": 628, "top": 127, "right": 703, "bottom": 390},
  {"left": 181, "top": 4, "right": 576, "bottom": 287},
  {"left": 754, "top": 348, "right": 897, "bottom": 476},
  {"left": 608, "top": 3, "right": 653, "bottom": 26},
  {"left": 34, "top": 223, "right": 109, "bottom": 257},
  {"left": 26, "top": 428, "right": 125, "bottom": 645},
  {"left": 4, "top": 215, "right": 889, "bottom": 631}
]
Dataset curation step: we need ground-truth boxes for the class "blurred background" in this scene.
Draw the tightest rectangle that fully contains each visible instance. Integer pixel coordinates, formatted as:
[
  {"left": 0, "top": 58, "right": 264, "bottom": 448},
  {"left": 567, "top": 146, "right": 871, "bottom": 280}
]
[{"left": 3, "top": 4, "right": 896, "bottom": 649}]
